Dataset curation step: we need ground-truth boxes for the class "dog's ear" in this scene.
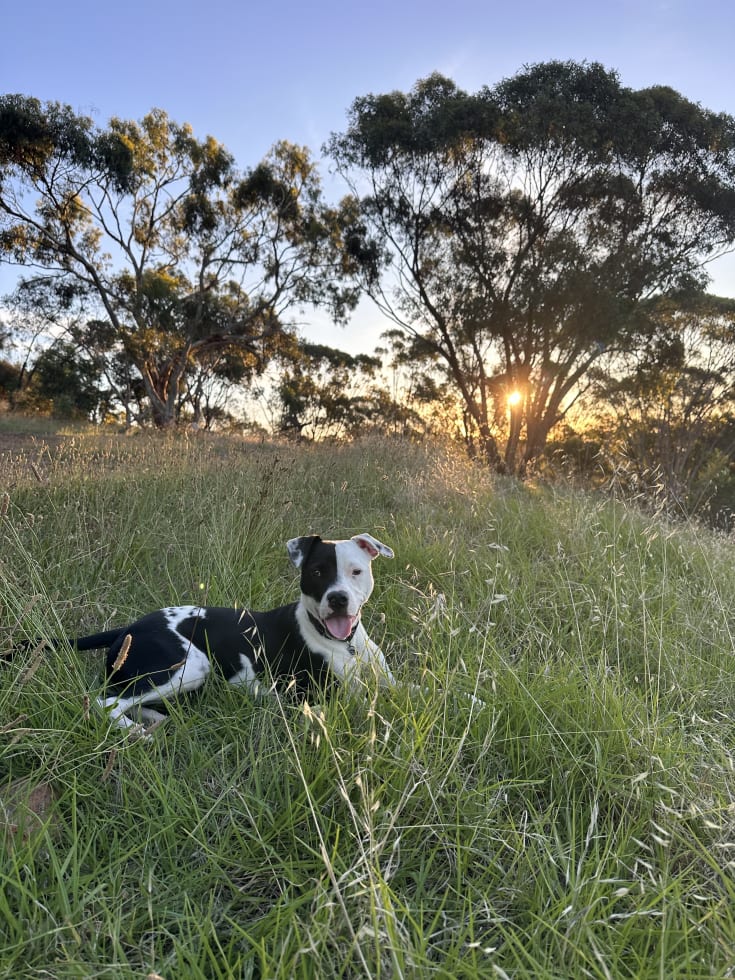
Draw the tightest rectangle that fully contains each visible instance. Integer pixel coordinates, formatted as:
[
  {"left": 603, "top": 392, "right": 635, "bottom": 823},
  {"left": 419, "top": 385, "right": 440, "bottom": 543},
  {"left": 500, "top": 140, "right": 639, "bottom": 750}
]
[
  {"left": 286, "top": 535, "right": 321, "bottom": 569},
  {"left": 352, "top": 534, "right": 394, "bottom": 560}
]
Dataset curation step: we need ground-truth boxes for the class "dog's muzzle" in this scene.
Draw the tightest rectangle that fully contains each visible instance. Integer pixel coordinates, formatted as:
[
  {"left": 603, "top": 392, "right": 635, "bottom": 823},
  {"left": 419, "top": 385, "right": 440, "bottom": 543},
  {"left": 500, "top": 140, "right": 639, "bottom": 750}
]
[{"left": 317, "top": 590, "right": 358, "bottom": 641}]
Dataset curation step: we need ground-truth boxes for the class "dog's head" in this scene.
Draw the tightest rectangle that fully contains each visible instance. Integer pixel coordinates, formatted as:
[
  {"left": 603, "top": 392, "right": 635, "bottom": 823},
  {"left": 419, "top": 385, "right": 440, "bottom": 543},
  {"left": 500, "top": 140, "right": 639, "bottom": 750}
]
[{"left": 287, "top": 533, "right": 393, "bottom": 641}]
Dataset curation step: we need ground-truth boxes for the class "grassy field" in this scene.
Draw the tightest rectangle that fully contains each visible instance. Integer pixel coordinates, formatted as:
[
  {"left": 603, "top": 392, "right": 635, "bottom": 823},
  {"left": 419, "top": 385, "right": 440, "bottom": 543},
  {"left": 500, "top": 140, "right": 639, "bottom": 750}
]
[{"left": 2, "top": 431, "right": 735, "bottom": 978}]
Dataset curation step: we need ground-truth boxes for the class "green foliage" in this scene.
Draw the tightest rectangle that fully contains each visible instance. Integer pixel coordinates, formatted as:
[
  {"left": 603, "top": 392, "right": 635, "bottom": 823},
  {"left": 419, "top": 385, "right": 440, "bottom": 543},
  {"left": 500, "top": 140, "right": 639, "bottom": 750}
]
[
  {"left": 2, "top": 436, "right": 735, "bottom": 976},
  {"left": 275, "top": 340, "right": 391, "bottom": 441},
  {"left": 328, "top": 61, "right": 735, "bottom": 475},
  {"left": 22, "top": 340, "right": 109, "bottom": 419},
  {"left": 0, "top": 94, "right": 133, "bottom": 192},
  {"left": 0, "top": 101, "right": 361, "bottom": 429},
  {"left": 0, "top": 360, "right": 21, "bottom": 399},
  {"left": 581, "top": 293, "right": 735, "bottom": 522}
]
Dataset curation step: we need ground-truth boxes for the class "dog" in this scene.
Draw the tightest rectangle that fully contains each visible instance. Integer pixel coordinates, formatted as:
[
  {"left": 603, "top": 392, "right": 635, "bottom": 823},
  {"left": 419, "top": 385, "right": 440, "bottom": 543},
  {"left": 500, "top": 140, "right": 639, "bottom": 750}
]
[{"left": 67, "top": 533, "right": 395, "bottom": 731}]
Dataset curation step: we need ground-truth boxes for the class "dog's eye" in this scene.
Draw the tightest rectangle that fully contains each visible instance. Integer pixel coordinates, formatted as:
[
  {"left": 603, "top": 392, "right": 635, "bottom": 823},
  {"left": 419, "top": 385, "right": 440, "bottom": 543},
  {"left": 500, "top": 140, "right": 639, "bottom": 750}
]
[
  {"left": 351, "top": 568, "right": 362, "bottom": 577},
  {"left": 312, "top": 568, "right": 322, "bottom": 578}
]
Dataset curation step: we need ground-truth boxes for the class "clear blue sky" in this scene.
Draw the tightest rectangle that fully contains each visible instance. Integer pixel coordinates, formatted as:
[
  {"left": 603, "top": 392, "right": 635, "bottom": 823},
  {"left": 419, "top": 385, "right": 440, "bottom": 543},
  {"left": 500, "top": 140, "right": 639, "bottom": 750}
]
[{"left": 2, "top": 0, "right": 734, "bottom": 353}]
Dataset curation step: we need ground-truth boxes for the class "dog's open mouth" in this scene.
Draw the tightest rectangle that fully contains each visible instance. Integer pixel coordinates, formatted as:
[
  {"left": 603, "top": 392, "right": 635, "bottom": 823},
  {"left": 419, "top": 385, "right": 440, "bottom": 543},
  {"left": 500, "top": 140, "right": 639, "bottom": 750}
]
[{"left": 323, "top": 614, "right": 356, "bottom": 641}]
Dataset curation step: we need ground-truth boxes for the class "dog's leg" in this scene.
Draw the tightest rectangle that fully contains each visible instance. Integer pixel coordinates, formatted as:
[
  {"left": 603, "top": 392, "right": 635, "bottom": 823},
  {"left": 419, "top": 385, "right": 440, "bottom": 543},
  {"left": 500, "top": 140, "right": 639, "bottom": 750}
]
[
  {"left": 97, "top": 694, "right": 148, "bottom": 731},
  {"left": 341, "top": 629, "right": 396, "bottom": 690},
  {"left": 226, "top": 654, "right": 266, "bottom": 698},
  {"left": 360, "top": 636, "right": 395, "bottom": 687},
  {"left": 98, "top": 645, "right": 211, "bottom": 733},
  {"left": 138, "top": 707, "right": 168, "bottom": 724}
]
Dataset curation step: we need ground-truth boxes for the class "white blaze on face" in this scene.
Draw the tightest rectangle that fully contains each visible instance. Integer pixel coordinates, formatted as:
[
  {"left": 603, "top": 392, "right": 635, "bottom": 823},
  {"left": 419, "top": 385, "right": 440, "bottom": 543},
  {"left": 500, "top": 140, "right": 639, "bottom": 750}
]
[
  {"left": 289, "top": 533, "right": 394, "bottom": 643},
  {"left": 317, "top": 539, "right": 376, "bottom": 640}
]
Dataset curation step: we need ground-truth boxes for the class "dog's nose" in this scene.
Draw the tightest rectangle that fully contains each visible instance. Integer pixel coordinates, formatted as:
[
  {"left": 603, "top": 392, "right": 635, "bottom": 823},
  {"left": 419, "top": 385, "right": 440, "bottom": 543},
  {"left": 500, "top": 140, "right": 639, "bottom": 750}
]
[{"left": 327, "top": 591, "right": 349, "bottom": 611}]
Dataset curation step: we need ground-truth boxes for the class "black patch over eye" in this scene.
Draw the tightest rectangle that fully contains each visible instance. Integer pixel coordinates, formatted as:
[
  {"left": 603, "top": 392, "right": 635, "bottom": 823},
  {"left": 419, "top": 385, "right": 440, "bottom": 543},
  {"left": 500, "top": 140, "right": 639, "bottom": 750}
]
[{"left": 300, "top": 541, "right": 337, "bottom": 599}]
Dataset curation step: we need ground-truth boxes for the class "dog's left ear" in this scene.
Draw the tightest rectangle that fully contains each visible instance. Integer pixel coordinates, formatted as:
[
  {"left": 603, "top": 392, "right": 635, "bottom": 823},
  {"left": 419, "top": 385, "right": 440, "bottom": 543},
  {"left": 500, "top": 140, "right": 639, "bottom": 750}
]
[
  {"left": 352, "top": 533, "right": 394, "bottom": 560},
  {"left": 287, "top": 535, "right": 321, "bottom": 568}
]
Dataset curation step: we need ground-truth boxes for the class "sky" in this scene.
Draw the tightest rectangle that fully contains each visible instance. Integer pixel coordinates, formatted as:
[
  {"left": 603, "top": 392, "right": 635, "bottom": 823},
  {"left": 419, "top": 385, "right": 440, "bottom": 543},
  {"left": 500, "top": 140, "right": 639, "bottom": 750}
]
[{"left": 2, "top": 0, "right": 735, "bottom": 355}]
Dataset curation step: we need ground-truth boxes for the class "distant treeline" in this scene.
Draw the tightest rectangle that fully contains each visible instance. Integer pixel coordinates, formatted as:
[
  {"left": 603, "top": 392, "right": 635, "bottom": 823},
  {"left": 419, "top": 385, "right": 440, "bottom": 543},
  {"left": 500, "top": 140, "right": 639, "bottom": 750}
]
[{"left": 1, "top": 61, "right": 735, "bottom": 520}]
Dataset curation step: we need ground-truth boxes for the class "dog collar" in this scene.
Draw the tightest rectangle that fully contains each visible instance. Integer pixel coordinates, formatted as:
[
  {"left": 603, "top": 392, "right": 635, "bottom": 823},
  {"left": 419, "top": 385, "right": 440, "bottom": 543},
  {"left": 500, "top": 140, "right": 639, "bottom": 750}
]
[{"left": 308, "top": 612, "right": 359, "bottom": 644}]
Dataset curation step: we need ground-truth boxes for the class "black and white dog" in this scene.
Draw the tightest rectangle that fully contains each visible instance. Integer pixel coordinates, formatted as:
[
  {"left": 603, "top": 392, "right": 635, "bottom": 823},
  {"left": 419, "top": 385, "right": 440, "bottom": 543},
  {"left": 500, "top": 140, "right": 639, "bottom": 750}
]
[{"left": 67, "top": 533, "right": 395, "bottom": 731}]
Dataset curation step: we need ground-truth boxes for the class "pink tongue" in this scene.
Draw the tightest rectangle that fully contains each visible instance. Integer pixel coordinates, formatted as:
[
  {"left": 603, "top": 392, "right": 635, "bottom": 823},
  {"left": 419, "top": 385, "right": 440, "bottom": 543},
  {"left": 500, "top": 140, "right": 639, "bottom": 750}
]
[{"left": 326, "top": 615, "right": 354, "bottom": 640}]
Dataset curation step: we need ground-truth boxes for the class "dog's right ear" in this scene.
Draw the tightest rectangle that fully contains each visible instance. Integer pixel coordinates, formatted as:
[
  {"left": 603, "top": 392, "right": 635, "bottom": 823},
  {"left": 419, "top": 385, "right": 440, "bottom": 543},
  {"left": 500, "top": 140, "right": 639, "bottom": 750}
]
[{"left": 286, "top": 535, "right": 321, "bottom": 569}]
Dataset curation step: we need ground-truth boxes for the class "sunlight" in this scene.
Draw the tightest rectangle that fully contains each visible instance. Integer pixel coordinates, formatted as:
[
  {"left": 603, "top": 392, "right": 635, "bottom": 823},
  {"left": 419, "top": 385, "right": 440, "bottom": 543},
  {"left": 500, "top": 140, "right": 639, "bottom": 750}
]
[{"left": 507, "top": 390, "right": 522, "bottom": 408}]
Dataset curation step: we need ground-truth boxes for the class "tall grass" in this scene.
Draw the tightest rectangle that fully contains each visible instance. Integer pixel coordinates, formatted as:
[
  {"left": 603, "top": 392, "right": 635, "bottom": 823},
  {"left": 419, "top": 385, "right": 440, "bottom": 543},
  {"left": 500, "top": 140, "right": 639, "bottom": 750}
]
[{"left": 2, "top": 434, "right": 735, "bottom": 977}]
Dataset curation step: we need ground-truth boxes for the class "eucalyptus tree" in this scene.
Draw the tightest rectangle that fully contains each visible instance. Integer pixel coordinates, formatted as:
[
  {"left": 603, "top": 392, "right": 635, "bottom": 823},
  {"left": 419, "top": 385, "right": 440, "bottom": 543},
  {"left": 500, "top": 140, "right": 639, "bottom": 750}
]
[
  {"left": 0, "top": 96, "right": 359, "bottom": 426},
  {"left": 328, "top": 62, "right": 735, "bottom": 472},
  {"left": 276, "top": 341, "right": 384, "bottom": 441},
  {"left": 593, "top": 293, "right": 735, "bottom": 505}
]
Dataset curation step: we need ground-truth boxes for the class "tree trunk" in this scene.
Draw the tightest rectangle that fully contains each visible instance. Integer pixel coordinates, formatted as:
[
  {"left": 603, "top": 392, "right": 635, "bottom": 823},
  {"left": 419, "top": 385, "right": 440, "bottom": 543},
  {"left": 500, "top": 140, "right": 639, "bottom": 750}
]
[{"left": 477, "top": 419, "right": 503, "bottom": 470}]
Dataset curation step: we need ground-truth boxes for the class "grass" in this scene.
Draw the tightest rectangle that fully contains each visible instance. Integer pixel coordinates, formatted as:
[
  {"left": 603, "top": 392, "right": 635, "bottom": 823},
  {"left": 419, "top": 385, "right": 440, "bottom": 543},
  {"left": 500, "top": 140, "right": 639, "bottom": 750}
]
[{"left": 2, "top": 433, "right": 735, "bottom": 977}]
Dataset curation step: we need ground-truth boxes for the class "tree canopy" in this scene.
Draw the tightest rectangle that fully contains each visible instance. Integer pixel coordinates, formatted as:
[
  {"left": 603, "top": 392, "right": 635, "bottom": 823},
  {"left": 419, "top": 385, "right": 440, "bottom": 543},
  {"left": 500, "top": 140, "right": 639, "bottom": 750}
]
[
  {"left": 2, "top": 64, "right": 735, "bottom": 498},
  {"left": 0, "top": 97, "right": 361, "bottom": 426},
  {"left": 327, "top": 61, "right": 735, "bottom": 472},
  {"left": 591, "top": 293, "right": 735, "bottom": 504}
]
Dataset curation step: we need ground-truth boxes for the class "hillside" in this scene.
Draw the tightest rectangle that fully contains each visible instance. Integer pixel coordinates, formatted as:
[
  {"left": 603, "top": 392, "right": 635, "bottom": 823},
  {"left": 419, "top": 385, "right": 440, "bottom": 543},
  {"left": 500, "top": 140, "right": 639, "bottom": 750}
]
[{"left": 1, "top": 434, "right": 735, "bottom": 978}]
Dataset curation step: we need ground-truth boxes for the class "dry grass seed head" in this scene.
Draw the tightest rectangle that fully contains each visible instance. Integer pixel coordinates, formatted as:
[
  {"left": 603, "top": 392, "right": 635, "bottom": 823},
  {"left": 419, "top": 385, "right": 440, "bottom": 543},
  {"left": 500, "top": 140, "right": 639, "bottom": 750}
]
[
  {"left": 110, "top": 633, "right": 132, "bottom": 674},
  {"left": 19, "top": 643, "right": 48, "bottom": 685},
  {"left": 1, "top": 777, "right": 57, "bottom": 852},
  {"left": 101, "top": 748, "right": 118, "bottom": 783},
  {"left": 0, "top": 714, "right": 28, "bottom": 734}
]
